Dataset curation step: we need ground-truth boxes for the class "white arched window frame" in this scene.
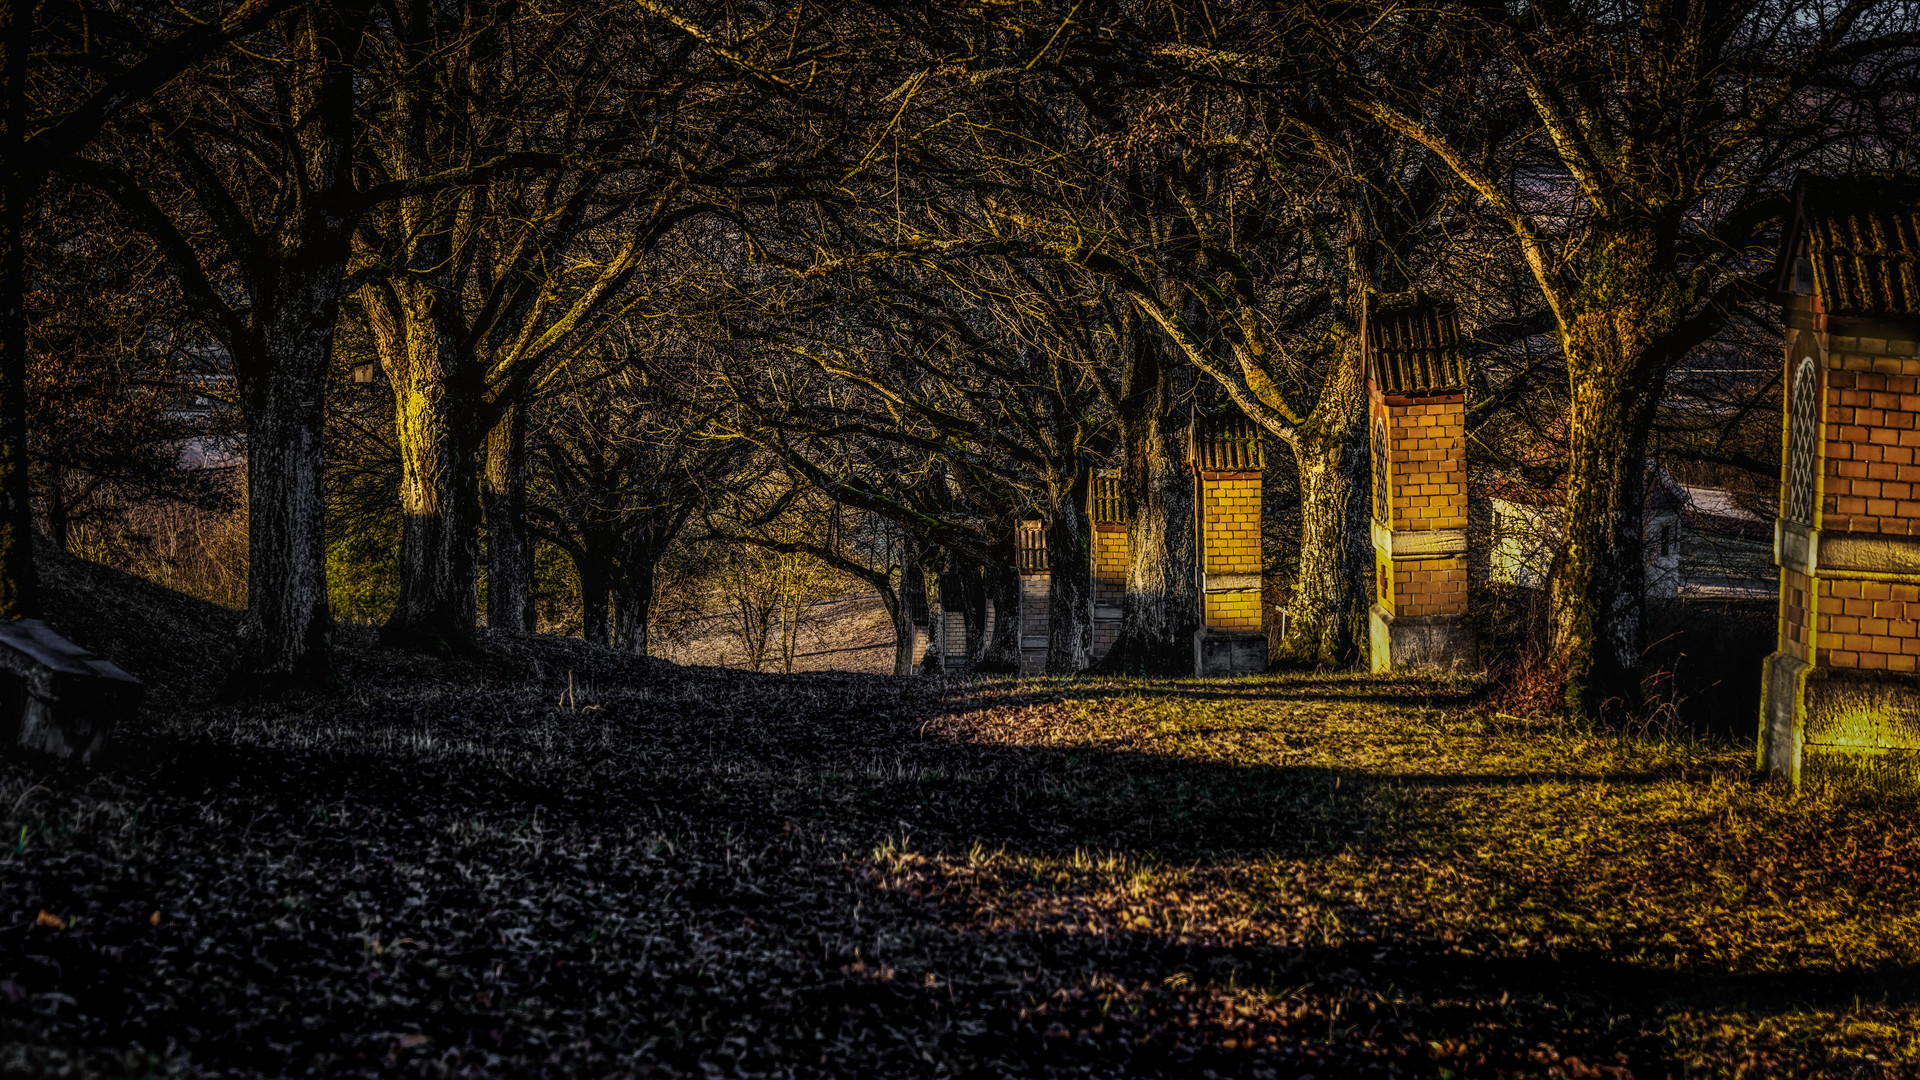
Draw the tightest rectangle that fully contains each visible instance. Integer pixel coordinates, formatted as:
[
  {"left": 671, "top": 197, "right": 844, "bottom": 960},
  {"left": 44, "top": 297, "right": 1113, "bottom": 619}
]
[{"left": 1785, "top": 349, "right": 1821, "bottom": 526}]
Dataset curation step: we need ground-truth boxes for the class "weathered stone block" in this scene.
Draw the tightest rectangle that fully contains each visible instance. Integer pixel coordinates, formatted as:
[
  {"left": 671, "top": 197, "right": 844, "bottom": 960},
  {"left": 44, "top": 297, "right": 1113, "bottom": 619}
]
[
  {"left": 0, "top": 619, "right": 143, "bottom": 764},
  {"left": 1368, "top": 606, "right": 1477, "bottom": 674},
  {"left": 1193, "top": 630, "right": 1266, "bottom": 676}
]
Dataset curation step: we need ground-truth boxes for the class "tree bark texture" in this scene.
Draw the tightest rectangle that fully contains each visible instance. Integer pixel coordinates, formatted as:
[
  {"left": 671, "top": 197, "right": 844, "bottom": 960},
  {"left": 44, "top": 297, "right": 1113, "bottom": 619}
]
[
  {"left": 1555, "top": 343, "right": 1662, "bottom": 721},
  {"left": 612, "top": 549, "right": 656, "bottom": 656},
  {"left": 939, "top": 550, "right": 990, "bottom": 666},
  {"left": 879, "top": 573, "right": 916, "bottom": 676},
  {"left": 961, "top": 556, "right": 988, "bottom": 663},
  {"left": 483, "top": 405, "right": 534, "bottom": 632},
  {"left": 1551, "top": 225, "right": 1680, "bottom": 721},
  {"left": 364, "top": 85, "right": 484, "bottom": 655},
  {"left": 234, "top": 301, "right": 338, "bottom": 696},
  {"left": 1045, "top": 469, "right": 1094, "bottom": 674},
  {"left": 898, "top": 536, "right": 930, "bottom": 672},
  {"left": 221, "top": 4, "right": 367, "bottom": 698},
  {"left": 978, "top": 548, "right": 1021, "bottom": 673},
  {"left": 1276, "top": 335, "right": 1372, "bottom": 667},
  {"left": 0, "top": 0, "right": 36, "bottom": 619},
  {"left": 1096, "top": 335, "right": 1199, "bottom": 675},
  {"left": 381, "top": 345, "right": 482, "bottom": 654},
  {"left": 577, "top": 555, "right": 611, "bottom": 647}
]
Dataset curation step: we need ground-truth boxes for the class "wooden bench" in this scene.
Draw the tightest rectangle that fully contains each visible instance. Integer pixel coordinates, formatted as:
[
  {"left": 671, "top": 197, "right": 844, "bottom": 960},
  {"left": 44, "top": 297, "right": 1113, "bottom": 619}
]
[{"left": 0, "top": 619, "right": 143, "bottom": 764}]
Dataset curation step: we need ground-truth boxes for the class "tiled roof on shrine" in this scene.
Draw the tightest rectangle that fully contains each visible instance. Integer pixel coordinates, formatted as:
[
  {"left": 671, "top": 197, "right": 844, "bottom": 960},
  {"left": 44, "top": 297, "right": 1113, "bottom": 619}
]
[
  {"left": 1793, "top": 176, "right": 1920, "bottom": 321},
  {"left": 1367, "top": 292, "right": 1467, "bottom": 396}
]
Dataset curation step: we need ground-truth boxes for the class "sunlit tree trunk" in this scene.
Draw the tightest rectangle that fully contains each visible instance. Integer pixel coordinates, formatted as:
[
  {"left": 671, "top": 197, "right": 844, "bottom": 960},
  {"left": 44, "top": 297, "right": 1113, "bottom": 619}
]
[
  {"left": 1276, "top": 333, "right": 1372, "bottom": 667},
  {"left": 1553, "top": 228, "right": 1676, "bottom": 719},
  {"left": 383, "top": 344, "right": 482, "bottom": 654}
]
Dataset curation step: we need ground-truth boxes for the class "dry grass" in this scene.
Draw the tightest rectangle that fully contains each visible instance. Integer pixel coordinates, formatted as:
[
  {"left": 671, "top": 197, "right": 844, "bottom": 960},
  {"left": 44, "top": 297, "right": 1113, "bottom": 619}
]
[{"left": 1, "top": 552, "right": 1915, "bottom": 1078}]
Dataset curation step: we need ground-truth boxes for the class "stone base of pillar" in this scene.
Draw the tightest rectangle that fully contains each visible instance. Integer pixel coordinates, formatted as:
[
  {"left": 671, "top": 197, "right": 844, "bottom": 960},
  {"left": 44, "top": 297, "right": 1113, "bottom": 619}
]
[
  {"left": 1368, "top": 606, "right": 1476, "bottom": 674},
  {"left": 1193, "top": 629, "right": 1267, "bottom": 676},
  {"left": 1019, "top": 636, "right": 1048, "bottom": 676},
  {"left": 1760, "top": 651, "right": 1920, "bottom": 787}
]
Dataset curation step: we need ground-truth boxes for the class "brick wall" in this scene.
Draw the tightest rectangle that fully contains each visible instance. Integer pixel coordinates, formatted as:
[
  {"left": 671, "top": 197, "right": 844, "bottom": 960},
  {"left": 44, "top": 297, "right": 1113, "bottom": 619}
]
[
  {"left": 1200, "top": 476, "right": 1261, "bottom": 574},
  {"left": 1203, "top": 590, "right": 1262, "bottom": 634},
  {"left": 1093, "top": 526, "right": 1127, "bottom": 604},
  {"left": 1781, "top": 567, "right": 1813, "bottom": 663},
  {"left": 1019, "top": 570, "right": 1049, "bottom": 674},
  {"left": 1387, "top": 402, "right": 1467, "bottom": 532},
  {"left": 1823, "top": 360, "right": 1920, "bottom": 536},
  {"left": 1391, "top": 557, "right": 1466, "bottom": 618},
  {"left": 1020, "top": 571, "right": 1050, "bottom": 640},
  {"left": 1814, "top": 576, "right": 1920, "bottom": 672}
]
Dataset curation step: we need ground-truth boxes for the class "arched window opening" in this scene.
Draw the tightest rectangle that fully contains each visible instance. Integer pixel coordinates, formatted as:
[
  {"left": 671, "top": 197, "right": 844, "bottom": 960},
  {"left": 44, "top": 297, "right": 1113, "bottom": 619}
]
[
  {"left": 1786, "top": 355, "right": 1820, "bottom": 525},
  {"left": 1372, "top": 419, "right": 1389, "bottom": 524}
]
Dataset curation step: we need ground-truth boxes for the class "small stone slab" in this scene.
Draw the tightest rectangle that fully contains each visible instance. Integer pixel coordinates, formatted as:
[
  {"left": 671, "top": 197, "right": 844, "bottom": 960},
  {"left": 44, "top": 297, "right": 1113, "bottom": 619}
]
[{"left": 0, "top": 619, "right": 143, "bottom": 764}]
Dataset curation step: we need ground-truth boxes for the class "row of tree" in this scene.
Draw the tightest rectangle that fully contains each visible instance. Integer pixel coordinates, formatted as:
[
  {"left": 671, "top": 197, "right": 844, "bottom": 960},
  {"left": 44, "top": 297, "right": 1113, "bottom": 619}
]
[{"left": 7, "top": 0, "right": 1916, "bottom": 715}]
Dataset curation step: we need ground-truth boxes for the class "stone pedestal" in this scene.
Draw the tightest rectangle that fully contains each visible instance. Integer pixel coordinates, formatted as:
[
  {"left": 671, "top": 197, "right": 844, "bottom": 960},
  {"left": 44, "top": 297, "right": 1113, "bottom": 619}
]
[
  {"left": 0, "top": 619, "right": 143, "bottom": 764},
  {"left": 1194, "top": 629, "right": 1267, "bottom": 675},
  {"left": 1368, "top": 606, "right": 1477, "bottom": 674}
]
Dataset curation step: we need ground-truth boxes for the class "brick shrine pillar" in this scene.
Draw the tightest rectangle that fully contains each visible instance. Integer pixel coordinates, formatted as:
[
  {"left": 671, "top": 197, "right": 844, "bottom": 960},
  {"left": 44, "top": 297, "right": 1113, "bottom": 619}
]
[
  {"left": 1191, "top": 413, "right": 1268, "bottom": 675},
  {"left": 1366, "top": 294, "right": 1475, "bottom": 672},
  {"left": 1090, "top": 471, "right": 1127, "bottom": 663},
  {"left": 1760, "top": 178, "right": 1920, "bottom": 785}
]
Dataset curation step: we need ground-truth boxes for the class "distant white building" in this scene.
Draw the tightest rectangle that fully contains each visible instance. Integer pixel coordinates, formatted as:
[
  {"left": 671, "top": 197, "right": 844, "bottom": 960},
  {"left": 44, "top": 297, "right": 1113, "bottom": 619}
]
[{"left": 1480, "top": 462, "right": 1686, "bottom": 599}]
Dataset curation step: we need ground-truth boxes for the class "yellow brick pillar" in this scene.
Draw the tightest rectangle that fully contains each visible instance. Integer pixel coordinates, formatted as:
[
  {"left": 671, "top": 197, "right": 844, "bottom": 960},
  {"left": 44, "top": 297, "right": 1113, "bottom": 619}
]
[
  {"left": 1090, "top": 471, "right": 1127, "bottom": 662},
  {"left": 1015, "top": 519, "right": 1050, "bottom": 675},
  {"left": 1366, "top": 294, "right": 1475, "bottom": 672},
  {"left": 1760, "top": 178, "right": 1920, "bottom": 786},
  {"left": 1191, "top": 413, "right": 1267, "bottom": 675}
]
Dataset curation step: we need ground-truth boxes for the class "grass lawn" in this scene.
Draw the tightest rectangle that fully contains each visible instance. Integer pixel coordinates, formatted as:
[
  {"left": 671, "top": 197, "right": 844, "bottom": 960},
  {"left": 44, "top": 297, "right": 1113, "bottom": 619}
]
[{"left": 2, "top": 560, "right": 1916, "bottom": 1077}]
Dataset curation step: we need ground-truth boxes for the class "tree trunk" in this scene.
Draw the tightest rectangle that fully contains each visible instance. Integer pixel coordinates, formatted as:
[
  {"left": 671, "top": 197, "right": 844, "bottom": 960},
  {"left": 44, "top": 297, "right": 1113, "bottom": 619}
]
[
  {"left": 483, "top": 404, "right": 534, "bottom": 633},
  {"left": 229, "top": 311, "right": 336, "bottom": 697},
  {"left": 1276, "top": 334, "right": 1372, "bottom": 667},
  {"left": 1046, "top": 469, "right": 1094, "bottom": 674},
  {"left": 612, "top": 548, "right": 655, "bottom": 656},
  {"left": 223, "top": 6, "right": 364, "bottom": 698},
  {"left": 382, "top": 367, "right": 480, "bottom": 654},
  {"left": 962, "top": 554, "right": 988, "bottom": 663},
  {"left": 1551, "top": 225, "right": 1680, "bottom": 722},
  {"left": 1096, "top": 331, "right": 1199, "bottom": 675},
  {"left": 940, "top": 550, "right": 990, "bottom": 666},
  {"left": 1555, "top": 357, "right": 1660, "bottom": 722},
  {"left": 0, "top": 0, "right": 35, "bottom": 619},
  {"left": 899, "top": 535, "right": 930, "bottom": 671},
  {"left": 577, "top": 554, "right": 611, "bottom": 647},
  {"left": 978, "top": 547, "right": 1021, "bottom": 673},
  {"left": 43, "top": 466, "right": 68, "bottom": 552},
  {"left": 886, "top": 579, "right": 917, "bottom": 676}
]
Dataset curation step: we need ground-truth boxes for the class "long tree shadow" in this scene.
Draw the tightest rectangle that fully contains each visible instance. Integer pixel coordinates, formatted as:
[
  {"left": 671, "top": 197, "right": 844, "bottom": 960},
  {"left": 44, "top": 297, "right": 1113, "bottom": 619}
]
[{"left": 8, "top": 660, "right": 1906, "bottom": 1078}]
